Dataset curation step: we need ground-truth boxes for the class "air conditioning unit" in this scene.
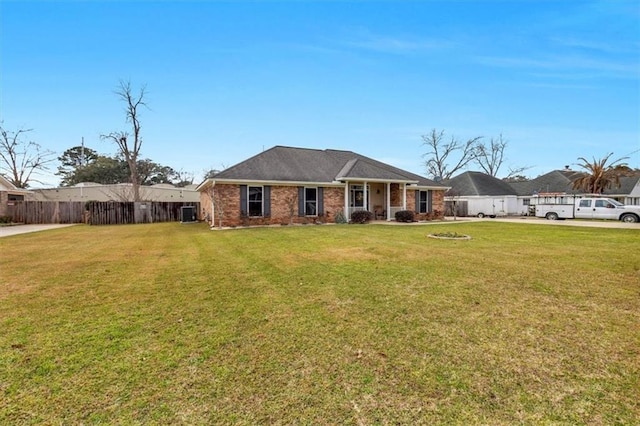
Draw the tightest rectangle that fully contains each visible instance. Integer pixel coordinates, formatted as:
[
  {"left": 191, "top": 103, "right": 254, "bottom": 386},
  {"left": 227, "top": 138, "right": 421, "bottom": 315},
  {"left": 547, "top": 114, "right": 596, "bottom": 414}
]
[{"left": 180, "top": 206, "right": 197, "bottom": 223}]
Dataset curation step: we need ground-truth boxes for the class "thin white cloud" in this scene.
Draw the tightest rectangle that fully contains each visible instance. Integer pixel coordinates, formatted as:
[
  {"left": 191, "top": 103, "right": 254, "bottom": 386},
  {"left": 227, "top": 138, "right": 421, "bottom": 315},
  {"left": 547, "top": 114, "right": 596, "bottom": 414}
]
[
  {"left": 335, "top": 27, "right": 457, "bottom": 55},
  {"left": 550, "top": 36, "right": 638, "bottom": 55},
  {"left": 474, "top": 54, "right": 639, "bottom": 79},
  {"left": 343, "top": 35, "right": 457, "bottom": 54}
]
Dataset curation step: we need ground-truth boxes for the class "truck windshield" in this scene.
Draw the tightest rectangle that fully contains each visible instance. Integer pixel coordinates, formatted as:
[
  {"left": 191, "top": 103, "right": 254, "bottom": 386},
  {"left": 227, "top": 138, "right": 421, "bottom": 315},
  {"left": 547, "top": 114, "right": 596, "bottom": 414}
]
[{"left": 608, "top": 199, "right": 624, "bottom": 207}]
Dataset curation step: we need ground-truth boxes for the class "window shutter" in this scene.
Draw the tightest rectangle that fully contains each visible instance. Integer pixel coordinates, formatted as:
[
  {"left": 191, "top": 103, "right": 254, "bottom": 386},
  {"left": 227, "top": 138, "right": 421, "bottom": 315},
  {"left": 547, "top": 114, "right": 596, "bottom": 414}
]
[
  {"left": 264, "top": 186, "right": 271, "bottom": 217},
  {"left": 318, "top": 187, "right": 324, "bottom": 215},
  {"left": 427, "top": 190, "right": 433, "bottom": 213},
  {"left": 298, "top": 187, "right": 305, "bottom": 216},
  {"left": 415, "top": 191, "right": 420, "bottom": 212},
  {"left": 240, "top": 185, "right": 247, "bottom": 216}
]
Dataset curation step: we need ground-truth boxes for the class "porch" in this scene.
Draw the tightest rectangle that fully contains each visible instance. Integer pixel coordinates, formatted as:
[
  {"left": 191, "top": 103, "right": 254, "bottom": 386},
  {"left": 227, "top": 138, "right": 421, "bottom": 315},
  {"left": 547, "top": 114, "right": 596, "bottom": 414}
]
[{"left": 344, "top": 181, "right": 409, "bottom": 221}]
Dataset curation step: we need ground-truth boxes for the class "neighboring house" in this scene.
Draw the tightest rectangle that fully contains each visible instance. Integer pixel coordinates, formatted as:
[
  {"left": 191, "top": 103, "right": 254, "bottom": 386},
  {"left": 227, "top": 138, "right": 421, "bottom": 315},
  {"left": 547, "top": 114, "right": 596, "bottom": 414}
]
[
  {"left": 196, "top": 146, "right": 448, "bottom": 227},
  {"left": 0, "top": 175, "right": 33, "bottom": 217},
  {"left": 510, "top": 169, "right": 640, "bottom": 209},
  {"left": 444, "top": 171, "right": 521, "bottom": 217},
  {"left": 602, "top": 176, "right": 640, "bottom": 205},
  {"left": 31, "top": 182, "right": 200, "bottom": 203},
  {"left": 509, "top": 169, "right": 585, "bottom": 214}
]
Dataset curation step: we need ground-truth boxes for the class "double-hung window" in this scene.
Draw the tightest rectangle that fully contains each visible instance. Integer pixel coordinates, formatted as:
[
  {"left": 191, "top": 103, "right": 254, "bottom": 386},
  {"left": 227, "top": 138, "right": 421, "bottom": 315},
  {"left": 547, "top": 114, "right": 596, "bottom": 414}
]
[
  {"left": 248, "top": 186, "right": 263, "bottom": 216},
  {"left": 418, "top": 190, "right": 429, "bottom": 213},
  {"left": 305, "top": 187, "right": 317, "bottom": 216}
]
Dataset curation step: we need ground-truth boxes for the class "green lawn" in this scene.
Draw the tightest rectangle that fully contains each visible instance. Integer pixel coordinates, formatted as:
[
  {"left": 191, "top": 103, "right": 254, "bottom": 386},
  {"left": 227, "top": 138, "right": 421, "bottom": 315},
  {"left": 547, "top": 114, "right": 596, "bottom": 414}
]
[{"left": 1, "top": 222, "right": 639, "bottom": 424}]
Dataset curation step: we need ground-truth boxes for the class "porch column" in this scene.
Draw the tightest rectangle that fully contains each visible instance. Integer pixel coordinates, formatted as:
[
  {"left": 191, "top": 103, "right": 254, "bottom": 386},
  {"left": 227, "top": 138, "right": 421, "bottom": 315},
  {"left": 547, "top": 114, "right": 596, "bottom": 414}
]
[
  {"left": 402, "top": 184, "right": 407, "bottom": 210},
  {"left": 386, "top": 183, "right": 391, "bottom": 220},
  {"left": 364, "top": 181, "right": 368, "bottom": 211},
  {"left": 344, "top": 181, "right": 349, "bottom": 219}
]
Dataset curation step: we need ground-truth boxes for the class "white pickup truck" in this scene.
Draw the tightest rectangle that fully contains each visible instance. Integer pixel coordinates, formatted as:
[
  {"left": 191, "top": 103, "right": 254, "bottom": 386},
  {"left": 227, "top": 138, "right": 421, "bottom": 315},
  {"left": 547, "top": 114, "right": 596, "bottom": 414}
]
[{"left": 534, "top": 197, "right": 640, "bottom": 223}]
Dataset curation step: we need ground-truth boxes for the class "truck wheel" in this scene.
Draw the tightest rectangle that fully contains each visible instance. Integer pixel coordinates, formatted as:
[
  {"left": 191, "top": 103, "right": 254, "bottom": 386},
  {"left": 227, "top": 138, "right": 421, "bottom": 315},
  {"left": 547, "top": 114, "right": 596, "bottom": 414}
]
[
  {"left": 621, "top": 213, "right": 639, "bottom": 223},
  {"left": 546, "top": 212, "right": 559, "bottom": 220},
  {"left": 477, "top": 213, "right": 485, "bottom": 218}
]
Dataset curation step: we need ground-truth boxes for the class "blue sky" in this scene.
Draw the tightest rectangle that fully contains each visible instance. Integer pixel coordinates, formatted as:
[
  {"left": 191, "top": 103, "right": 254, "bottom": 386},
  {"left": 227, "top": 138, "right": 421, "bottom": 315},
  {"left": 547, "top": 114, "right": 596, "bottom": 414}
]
[{"left": 1, "top": 0, "right": 639, "bottom": 187}]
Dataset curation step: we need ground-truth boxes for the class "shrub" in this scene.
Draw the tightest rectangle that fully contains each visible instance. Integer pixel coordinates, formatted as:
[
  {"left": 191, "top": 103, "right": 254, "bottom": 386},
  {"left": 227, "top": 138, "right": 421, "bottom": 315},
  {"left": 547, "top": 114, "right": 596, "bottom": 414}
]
[
  {"left": 0, "top": 215, "right": 12, "bottom": 224},
  {"left": 395, "top": 210, "right": 415, "bottom": 223},
  {"left": 334, "top": 209, "right": 348, "bottom": 224},
  {"left": 350, "top": 210, "right": 373, "bottom": 224}
]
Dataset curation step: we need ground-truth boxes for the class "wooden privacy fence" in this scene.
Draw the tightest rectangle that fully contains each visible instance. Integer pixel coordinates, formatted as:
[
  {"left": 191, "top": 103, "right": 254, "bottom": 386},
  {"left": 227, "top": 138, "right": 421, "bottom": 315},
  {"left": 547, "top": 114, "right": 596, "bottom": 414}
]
[
  {"left": 88, "top": 202, "right": 200, "bottom": 225},
  {"left": 8, "top": 201, "right": 85, "bottom": 224},
  {"left": 6, "top": 201, "right": 200, "bottom": 225},
  {"left": 444, "top": 200, "right": 468, "bottom": 217}
]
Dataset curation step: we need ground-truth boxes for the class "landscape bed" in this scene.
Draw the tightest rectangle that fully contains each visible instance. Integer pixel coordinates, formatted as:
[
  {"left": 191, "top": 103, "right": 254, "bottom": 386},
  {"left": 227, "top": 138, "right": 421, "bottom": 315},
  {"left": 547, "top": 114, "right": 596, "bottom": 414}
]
[{"left": 0, "top": 222, "right": 638, "bottom": 424}]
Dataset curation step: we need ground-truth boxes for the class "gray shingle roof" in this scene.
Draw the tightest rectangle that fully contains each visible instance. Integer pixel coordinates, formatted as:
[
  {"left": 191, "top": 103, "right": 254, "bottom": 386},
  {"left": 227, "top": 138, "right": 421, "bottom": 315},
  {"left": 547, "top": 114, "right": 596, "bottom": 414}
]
[
  {"left": 510, "top": 170, "right": 584, "bottom": 196},
  {"left": 444, "top": 171, "right": 517, "bottom": 196},
  {"left": 602, "top": 176, "right": 640, "bottom": 195},
  {"left": 211, "top": 146, "right": 445, "bottom": 187}
]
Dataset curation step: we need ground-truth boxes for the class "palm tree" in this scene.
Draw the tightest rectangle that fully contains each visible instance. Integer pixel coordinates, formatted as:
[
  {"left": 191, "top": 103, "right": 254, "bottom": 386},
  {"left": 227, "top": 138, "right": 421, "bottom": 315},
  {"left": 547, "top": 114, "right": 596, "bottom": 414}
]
[{"left": 572, "top": 153, "right": 628, "bottom": 194}]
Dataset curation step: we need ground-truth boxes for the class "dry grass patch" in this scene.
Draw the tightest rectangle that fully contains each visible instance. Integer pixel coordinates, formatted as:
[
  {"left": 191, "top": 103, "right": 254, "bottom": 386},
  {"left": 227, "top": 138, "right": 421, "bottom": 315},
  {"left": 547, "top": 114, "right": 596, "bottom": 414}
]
[{"left": 1, "top": 222, "right": 638, "bottom": 424}]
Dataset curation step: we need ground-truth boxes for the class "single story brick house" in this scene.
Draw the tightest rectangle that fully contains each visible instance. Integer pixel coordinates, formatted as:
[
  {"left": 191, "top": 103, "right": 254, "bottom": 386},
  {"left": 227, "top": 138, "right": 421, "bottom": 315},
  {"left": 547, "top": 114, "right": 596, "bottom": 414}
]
[{"left": 196, "top": 146, "right": 448, "bottom": 227}]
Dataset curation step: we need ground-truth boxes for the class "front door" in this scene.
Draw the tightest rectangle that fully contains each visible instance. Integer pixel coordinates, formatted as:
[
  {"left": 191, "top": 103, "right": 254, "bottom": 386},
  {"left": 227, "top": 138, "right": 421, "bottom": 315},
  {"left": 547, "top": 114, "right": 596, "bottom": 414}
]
[{"left": 350, "top": 184, "right": 369, "bottom": 212}]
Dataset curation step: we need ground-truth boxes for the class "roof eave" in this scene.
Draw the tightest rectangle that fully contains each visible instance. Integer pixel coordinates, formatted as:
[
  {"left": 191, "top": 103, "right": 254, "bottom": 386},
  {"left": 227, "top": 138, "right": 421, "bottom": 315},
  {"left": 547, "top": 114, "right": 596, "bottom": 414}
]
[
  {"left": 203, "top": 178, "right": 345, "bottom": 188},
  {"left": 336, "top": 177, "right": 419, "bottom": 184}
]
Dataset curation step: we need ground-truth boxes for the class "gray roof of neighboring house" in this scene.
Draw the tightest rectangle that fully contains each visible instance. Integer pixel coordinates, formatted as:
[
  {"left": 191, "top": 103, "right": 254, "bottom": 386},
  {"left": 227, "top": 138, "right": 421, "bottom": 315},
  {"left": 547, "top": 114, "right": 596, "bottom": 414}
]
[
  {"left": 444, "top": 171, "right": 518, "bottom": 196},
  {"left": 510, "top": 170, "right": 585, "bottom": 196},
  {"left": 210, "top": 146, "right": 445, "bottom": 187},
  {"left": 602, "top": 176, "right": 640, "bottom": 195}
]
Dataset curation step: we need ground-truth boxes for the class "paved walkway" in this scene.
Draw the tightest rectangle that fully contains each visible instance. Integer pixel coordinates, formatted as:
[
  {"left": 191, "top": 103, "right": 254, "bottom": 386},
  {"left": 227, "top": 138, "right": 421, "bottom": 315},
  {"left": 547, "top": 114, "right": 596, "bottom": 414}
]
[{"left": 0, "top": 224, "right": 76, "bottom": 238}]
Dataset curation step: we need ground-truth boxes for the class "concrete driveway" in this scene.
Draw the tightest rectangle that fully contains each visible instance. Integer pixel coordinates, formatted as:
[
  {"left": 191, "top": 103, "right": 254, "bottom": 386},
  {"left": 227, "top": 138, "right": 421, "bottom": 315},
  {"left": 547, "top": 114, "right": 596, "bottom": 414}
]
[
  {"left": 0, "top": 224, "right": 76, "bottom": 238},
  {"left": 444, "top": 216, "right": 639, "bottom": 229}
]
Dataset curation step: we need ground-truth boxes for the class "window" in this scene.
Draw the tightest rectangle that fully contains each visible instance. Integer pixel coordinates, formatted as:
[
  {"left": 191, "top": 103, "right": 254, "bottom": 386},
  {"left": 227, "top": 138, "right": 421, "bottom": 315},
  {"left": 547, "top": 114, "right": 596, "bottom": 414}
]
[
  {"left": 248, "top": 186, "right": 263, "bottom": 216},
  {"left": 579, "top": 200, "right": 591, "bottom": 208},
  {"left": 417, "top": 191, "right": 428, "bottom": 213},
  {"left": 305, "top": 187, "right": 317, "bottom": 216},
  {"left": 7, "top": 194, "right": 24, "bottom": 202},
  {"left": 522, "top": 198, "right": 530, "bottom": 206}
]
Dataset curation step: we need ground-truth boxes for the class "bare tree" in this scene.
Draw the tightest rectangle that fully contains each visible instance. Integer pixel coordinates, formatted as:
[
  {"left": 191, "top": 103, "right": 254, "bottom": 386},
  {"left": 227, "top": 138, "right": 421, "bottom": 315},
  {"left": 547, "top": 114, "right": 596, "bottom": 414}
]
[
  {"left": 422, "top": 129, "right": 481, "bottom": 180},
  {"left": 204, "top": 185, "right": 226, "bottom": 228},
  {"left": 101, "top": 81, "right": 147, "bottom": 201},
  {"left": 503, "top": 165, "right": 533, "bottom": 181},
  {"left": 445, "top": 188, "right": 461, "bottom": 221},
  {"left": 0, "top": 124, "right": 55, "bottom": 188},
  {"left": 472, "top": 133, "right": 531, "bottom": 179},
  {"left": 473, "top": 134, "right": 507, "bottom": 176},
  {"left": 284, "top": 192, "right": 298, "bottom": 225}
]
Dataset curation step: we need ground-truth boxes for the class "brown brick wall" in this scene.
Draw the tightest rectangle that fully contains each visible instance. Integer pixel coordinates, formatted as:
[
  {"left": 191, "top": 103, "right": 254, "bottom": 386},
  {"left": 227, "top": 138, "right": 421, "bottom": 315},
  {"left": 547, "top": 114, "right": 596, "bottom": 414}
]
[
  {"left": 200, "top": 184, "right": 242, "bottom": 227},
  {"left": 199, "top": 183, "right": 446, "bottom": 226},
  {"left": 390, "top": 183, "right": 401, "bottom": 206},
  {"left": 200, "top": 184, "right": 347, "bottom": 227},
  {"left": 411, "top": 189, "right": 445, "bottom": 221}
]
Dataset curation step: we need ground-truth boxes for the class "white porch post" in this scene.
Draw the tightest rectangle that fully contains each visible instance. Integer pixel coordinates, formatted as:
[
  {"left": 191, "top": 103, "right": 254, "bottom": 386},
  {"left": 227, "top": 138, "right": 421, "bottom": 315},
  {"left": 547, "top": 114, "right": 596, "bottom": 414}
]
[
  {"left": 386, "top": 183, "right": 391, "bottom": 220},
  {"left": 344, "top": 181, "right": 349, "bottom": 219},
  {"left": 402, "top": 184, "right": 407, "bottom": 210},
  {"left": 364, "top": 181, "right": 368, "bottom": 211}
]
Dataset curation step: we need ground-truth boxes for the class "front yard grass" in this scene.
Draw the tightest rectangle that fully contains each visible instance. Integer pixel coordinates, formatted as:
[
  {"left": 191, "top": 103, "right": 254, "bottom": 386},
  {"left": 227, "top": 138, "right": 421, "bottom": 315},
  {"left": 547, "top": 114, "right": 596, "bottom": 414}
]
[{"left": 1, "top": 222, "right": 638, "bottom": 424}]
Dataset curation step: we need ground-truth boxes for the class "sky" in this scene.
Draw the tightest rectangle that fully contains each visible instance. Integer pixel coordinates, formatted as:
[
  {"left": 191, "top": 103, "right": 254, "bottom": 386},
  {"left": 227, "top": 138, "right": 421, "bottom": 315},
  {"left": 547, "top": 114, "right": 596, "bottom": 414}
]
[{"left": 1, "top": 0, "right": 639, "bottom": 187}]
